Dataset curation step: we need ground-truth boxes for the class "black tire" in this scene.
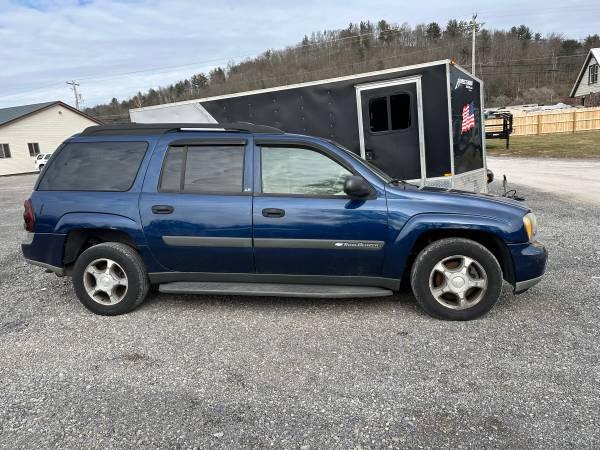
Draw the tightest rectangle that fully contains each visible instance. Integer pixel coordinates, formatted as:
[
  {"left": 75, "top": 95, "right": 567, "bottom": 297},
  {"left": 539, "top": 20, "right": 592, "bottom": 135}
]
[
  {"left": 38, "top": 165, "right": 44, "bottom": 171},
  {"left": 72, "top": 242, "right": 149, "bottom": 315},
  {"left": 410, "top": 238, "right": 503, "bottom": 321}
]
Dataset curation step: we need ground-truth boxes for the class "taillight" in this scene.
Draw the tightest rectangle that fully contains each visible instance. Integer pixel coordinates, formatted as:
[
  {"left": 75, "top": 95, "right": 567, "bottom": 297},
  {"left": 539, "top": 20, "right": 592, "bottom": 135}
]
[{"left": 23, "top": 199, "right": 35, "bottom": 232}]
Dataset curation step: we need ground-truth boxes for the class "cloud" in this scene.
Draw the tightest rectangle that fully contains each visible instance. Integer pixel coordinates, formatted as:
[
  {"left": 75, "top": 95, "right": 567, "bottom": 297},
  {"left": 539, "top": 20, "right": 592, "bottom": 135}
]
[{"left": 0, "top": 0, "right": 597, "bottom": 108}]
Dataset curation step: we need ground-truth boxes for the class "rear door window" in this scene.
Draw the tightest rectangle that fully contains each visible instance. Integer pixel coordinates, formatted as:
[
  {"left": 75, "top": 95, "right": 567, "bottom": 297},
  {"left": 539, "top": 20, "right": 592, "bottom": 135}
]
[
  {"left": 37, "top": 141, "right": 148, "bottom": 191},
  {"left": 159, "top": 145, "right": 245, "bottom": 194}
]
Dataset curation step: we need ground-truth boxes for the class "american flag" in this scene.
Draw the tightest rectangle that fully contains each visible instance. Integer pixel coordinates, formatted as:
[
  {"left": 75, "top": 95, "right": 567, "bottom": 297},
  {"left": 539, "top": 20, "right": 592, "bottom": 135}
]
[{"left": 461, "top": 101, "right": 476, "bottom": 133}]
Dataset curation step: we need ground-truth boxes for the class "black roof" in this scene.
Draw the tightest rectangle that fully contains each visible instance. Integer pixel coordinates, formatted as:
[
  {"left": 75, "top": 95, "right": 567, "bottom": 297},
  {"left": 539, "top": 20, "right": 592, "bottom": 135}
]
[{"left": 80, "top": 122, "right": 284, "bottom": 136}]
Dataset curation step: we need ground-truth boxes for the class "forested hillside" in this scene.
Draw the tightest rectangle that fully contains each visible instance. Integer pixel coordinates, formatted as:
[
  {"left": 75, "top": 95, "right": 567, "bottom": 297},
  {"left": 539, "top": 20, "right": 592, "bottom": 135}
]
[{"left": 85, "top": 19, "right": 600, "bottom": 123}]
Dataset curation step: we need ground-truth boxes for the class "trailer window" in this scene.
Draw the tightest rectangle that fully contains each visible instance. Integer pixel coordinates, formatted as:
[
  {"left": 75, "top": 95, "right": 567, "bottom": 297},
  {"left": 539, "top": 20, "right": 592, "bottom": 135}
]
[
  {"left": 390, "top": 94, "right": 411, "bottom": 129},
  {"left": 369, "top": 97, "right": 388, "bottom": 132},
  {"left": 368, "top": 93, "right": 411, "bottom": 132}
]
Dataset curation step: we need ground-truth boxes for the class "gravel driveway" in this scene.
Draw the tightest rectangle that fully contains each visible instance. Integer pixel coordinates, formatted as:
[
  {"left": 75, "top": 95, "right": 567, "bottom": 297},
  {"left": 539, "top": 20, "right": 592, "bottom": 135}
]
[
  {"left": 0, "top": 174, "right": 598, "bottom": 449},
  {"left": 487, "top": 157, "right": 600, "bottom": 205}
]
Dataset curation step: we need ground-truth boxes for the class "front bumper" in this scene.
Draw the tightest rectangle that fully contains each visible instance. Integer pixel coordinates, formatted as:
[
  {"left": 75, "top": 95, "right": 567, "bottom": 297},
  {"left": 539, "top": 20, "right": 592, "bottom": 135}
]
[
  {"left": 508, "top": 240, "right": 548, "bottom": 293},
  {"left": 514, "top": 275, "right": 543, "bottom": 292}
]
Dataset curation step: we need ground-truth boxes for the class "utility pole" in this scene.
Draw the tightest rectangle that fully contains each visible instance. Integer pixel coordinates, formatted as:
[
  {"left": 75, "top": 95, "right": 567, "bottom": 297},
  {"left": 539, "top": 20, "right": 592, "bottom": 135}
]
[
  {"left": 470, "top": 13, "right": 478, "bottom": 75},
  {"left": 66, "top": 80, "right": 80, "bottom": 110}
]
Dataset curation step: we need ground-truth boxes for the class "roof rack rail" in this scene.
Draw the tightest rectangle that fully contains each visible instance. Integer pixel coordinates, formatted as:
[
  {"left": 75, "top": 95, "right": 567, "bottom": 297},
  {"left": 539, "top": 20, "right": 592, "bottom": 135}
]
[{"left": 79, "top": 122, "right": 284, "bottom": 136}]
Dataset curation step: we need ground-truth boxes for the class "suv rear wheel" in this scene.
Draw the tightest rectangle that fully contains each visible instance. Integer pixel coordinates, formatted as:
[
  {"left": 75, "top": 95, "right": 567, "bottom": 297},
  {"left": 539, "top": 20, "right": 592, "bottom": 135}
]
[
  {"left": 410, "top": 238, "right": 503, "bottom": 320},
  {"left": 72, "top": 242, "right": 149, "bottom": 315}
]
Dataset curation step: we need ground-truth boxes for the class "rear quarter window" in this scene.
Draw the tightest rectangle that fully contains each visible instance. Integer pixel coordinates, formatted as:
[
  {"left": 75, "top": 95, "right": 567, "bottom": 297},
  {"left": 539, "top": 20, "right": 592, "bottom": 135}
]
[{"left": 37, "top": 141, "right": 148, "bottom": 191}]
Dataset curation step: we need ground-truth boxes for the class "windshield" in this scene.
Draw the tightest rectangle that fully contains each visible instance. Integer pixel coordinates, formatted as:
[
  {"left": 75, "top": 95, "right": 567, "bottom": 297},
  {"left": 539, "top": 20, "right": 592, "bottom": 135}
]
[{"left": 327, "top": 140, "right": 392, "bottom": 183}]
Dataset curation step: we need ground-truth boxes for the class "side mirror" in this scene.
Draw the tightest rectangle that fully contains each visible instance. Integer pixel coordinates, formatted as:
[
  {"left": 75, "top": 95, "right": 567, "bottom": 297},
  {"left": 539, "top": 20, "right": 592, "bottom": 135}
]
[
  {"left": 343, "top": 176, "right": 372, "bottom": 199},
  {"left": 487, "top": 169, "right": 494, "bottom": 184}
]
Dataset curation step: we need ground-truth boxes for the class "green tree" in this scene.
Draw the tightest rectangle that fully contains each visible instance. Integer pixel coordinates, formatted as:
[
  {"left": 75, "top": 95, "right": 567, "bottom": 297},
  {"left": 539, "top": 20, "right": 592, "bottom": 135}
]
[
  {"left": 584, "top": 34, "right": 600, "bottom": 49},
  {"left": 560, "top": 39, "right": 582, "bottom": 55},
  {"left": 445, "top": 20, "right": 463, "bottom": 39},
  {"left": 510, "top": 25, "right": 532, "bottom": 41},
  {"left": 377, "top": 19, "right": 394, "bottom": 44},
  {"left": 425, "top": 22, "right": 441, "bottom": 41},
  {"left": 191, "top": 73, "right": 208, "bottom": 91}
]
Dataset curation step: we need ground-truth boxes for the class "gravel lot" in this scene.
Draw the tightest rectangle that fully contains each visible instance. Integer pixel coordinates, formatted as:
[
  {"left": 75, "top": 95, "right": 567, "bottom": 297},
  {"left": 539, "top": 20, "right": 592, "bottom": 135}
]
[
  {"left": 0, "top": 174, "right": 598, "bottom": 449},
  {"left": 488, "top": 156, "right": 600, "bottom": 206}
]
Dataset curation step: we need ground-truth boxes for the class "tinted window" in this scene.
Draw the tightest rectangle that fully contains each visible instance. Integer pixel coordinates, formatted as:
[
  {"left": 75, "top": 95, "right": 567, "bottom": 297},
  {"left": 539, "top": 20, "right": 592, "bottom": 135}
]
[
  {"left": 185, "top": 147, "right": 243, "bottom": 193},
  {"left": 390, "top": 93, "right": 411, "bottom": 129},
  {"left": 261, "top": 146, "right": 352, "bottom": 196},
  {"left": 368, "top": 93, "right": 411, "bottom": 132},
  {"left": 159, "top": 147, "right": 184, "bottom": 191},
  {"left": 37, "top": 141, "right": 147, "bottom": 191},
  {"left": 369, "top": 97, "right": 388, "bottom": 132},
  {"left": 159, "top": 145, "right": 244, "bottom": 193}
]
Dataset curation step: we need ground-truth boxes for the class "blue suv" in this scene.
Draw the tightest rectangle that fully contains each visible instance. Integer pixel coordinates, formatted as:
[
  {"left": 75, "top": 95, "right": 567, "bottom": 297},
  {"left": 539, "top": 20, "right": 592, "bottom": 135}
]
[{"left": 21, "top": 123, "right": 547, "bottom": 320}]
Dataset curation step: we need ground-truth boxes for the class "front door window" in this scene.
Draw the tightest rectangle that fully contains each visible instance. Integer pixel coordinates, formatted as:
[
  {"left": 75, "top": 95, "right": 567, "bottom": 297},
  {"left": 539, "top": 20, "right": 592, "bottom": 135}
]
[{"left": 261, "top": 146, "right": 352, "bottom": 196}]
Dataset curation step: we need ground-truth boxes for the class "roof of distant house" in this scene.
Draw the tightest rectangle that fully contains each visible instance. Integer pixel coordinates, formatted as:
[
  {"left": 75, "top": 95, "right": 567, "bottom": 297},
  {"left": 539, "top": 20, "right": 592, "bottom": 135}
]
[
  {"left": 569, "top": 48, "right": 600, "bottom": 97},
  {"left": 0, "top": 101, "right": 101, "bottom": 128}
]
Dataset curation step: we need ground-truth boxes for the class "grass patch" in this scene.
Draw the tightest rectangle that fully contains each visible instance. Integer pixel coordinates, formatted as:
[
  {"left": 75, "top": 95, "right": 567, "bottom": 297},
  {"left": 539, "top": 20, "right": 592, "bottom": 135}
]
[{"left": 486, "top": 130, "right": 600, "bottom": 158}]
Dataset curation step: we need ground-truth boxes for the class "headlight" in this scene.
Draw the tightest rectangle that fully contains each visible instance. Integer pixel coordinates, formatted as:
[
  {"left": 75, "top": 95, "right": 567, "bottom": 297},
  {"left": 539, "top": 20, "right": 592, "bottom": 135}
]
[{"left": 523, "top": 212, "right": 538, "bottom": 241}]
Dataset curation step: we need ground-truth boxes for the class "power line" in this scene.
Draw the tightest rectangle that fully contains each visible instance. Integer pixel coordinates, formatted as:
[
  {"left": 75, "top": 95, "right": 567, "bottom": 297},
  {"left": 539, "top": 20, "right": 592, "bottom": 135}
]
[
  {"left": 1, "top": 13, "right": 596, "bottom": 103},
  {"left": 0, "top": 27, "right": 410, "bottom": 100}
]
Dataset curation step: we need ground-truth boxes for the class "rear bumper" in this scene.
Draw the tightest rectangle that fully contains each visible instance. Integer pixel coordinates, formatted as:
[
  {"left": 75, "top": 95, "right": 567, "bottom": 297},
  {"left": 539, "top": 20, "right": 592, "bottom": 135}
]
[
  {"left": 508, "top": 240, "right": 548, "bottom": 293},
  {"left": 21, "top": 232, "right": 66, "bottom": 272},
  {"left": 25, "top": 258, "right": 65, "bottom": 276}
]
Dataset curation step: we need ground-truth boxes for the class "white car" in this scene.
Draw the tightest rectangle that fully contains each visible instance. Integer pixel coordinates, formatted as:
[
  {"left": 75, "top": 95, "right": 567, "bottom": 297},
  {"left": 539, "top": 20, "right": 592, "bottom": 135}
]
[{"left": 35, "top": 153, "right": 52, "bottom": 171}]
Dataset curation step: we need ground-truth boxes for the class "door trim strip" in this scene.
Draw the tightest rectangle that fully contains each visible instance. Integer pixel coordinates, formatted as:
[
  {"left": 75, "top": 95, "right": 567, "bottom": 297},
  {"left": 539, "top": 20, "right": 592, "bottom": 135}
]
[
  {"left": 162, "top": 236, "right": 252, "bottom": 248},
  {"left": 254, "top": 238, "right": 384, "bottom": 251},
  {"left": 162, "top": 236, "right": 385, "bottom": 250}
]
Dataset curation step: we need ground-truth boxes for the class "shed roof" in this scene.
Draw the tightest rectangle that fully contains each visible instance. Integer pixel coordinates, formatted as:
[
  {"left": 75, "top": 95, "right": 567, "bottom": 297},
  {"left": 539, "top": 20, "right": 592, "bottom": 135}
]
[{"left": 569, "top": 48, "right": 600, "bottom": 97}]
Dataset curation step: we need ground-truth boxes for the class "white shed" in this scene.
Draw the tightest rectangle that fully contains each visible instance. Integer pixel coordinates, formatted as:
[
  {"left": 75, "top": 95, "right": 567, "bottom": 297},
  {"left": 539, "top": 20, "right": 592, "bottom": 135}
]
[
  {"left": 0, "top": 101, "right": 101, "bottom": 176},
  {"left": 570, "top": 48, "right": 600, "bottom": 106}
]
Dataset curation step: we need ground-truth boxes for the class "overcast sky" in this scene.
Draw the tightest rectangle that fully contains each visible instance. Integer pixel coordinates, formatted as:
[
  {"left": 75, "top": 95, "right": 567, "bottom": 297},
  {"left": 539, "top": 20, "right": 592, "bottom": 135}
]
[{"left": 1, "top": 0, "right": 598, "bottom": 109}]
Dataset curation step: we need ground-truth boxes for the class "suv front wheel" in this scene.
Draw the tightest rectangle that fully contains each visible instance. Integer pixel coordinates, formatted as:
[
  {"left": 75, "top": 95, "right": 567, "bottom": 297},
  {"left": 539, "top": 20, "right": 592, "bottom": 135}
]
[
  {"left": 72, "top": 242, "right": 149, "bottom": 315},
  {"left": 410, "top": 238, "right": 503, "bottom": 320}
]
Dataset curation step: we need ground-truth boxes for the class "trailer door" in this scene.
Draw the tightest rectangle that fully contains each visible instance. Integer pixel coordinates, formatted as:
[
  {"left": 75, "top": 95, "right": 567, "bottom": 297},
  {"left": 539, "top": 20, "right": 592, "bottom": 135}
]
[{"left": 355, "top": 76, "right": 425, "bottom": 183}]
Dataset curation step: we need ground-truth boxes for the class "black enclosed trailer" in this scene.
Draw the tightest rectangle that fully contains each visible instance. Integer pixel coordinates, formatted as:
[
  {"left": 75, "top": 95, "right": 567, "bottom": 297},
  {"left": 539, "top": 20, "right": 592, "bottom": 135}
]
[{"left": 130, "top": 60, "right": 488, "bottom": 192}]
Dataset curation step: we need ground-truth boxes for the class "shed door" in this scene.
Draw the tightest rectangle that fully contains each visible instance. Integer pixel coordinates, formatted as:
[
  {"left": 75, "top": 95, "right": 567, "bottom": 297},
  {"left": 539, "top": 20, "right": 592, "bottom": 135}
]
[{"left": 356, "top": 76, "right": 425, "bottom": 183}]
